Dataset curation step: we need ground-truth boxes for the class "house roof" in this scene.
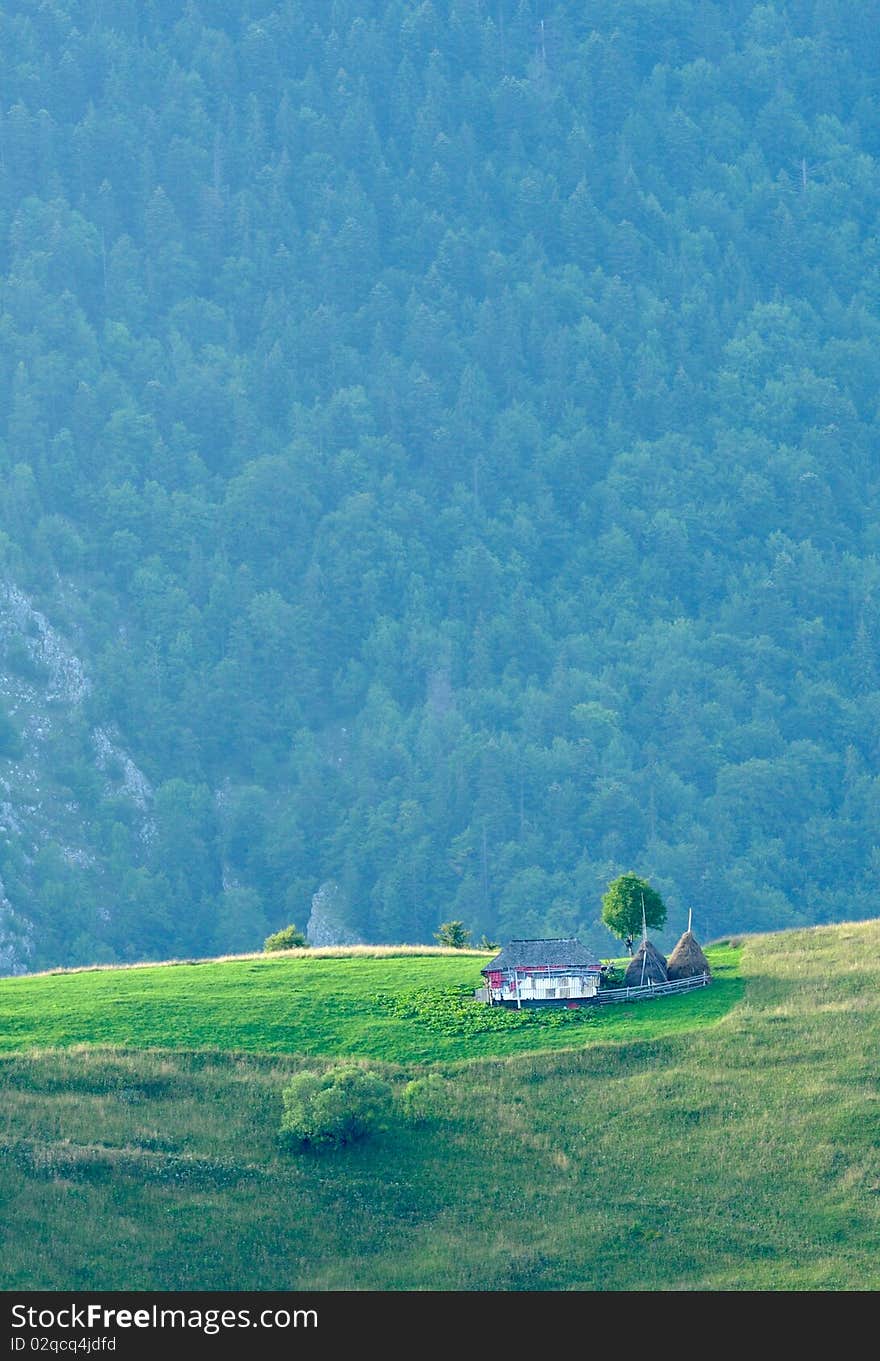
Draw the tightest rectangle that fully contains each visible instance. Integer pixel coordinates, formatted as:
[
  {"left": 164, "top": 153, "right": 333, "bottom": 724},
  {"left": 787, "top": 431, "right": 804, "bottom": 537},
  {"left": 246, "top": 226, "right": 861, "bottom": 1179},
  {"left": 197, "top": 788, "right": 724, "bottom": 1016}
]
[{"left": 482, "top": 938, "right": 601, "bottom": 974}]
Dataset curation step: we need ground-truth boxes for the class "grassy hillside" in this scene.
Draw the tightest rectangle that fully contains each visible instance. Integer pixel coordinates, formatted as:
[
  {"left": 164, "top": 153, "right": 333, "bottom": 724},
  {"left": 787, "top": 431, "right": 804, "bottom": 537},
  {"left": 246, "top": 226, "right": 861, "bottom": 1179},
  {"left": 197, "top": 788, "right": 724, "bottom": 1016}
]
[
  {"left": 0, "top": 943, "right": 740, "bottom": 1063},
  {"left": 1, "top": 920, "right": 878, "bottom": 1291}
]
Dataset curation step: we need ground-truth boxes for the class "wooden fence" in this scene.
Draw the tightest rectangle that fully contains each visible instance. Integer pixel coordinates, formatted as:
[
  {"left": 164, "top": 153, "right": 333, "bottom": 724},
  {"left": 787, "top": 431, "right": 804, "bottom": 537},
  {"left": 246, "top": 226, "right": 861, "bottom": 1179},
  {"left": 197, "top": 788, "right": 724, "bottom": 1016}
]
[{"left": 592, "top": 972, "right": 711, "bottom": 1005}]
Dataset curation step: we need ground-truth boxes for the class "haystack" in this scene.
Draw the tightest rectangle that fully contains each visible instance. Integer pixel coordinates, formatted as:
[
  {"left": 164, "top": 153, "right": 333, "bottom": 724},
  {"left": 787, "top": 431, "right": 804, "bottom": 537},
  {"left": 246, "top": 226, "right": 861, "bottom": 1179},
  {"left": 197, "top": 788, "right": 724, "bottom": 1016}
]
[
  {"left": 623, "top": 938, "right": 667, "bottom": 986},
  {"left": 666, "top": 930, "right": 711, "bottom": 980}
]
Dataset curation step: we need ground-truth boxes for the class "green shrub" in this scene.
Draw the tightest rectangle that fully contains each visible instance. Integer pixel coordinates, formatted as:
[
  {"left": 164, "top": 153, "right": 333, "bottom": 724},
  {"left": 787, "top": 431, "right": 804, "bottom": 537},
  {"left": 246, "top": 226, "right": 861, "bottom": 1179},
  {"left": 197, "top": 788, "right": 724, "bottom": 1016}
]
[
  {"left": 400, "top": 1073, "right": 450, "bottom": 1125},
  {"left": 600, "top": 965, "right": 625, "bottom": 989},
  {"left": 263, "top": 923, "right": 308, "bottom": 951},
  {"left": 433, "top": 920, "right": 472, "bottom": 948},
  {"left": 279, "top": 1066, "right": 393, "bottom": 1149}
]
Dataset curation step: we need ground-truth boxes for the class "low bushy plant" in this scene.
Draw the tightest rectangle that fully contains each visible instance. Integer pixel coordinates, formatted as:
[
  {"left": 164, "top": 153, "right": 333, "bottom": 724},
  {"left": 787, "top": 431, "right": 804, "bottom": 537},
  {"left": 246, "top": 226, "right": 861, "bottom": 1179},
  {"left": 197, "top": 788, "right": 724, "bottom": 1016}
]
[
  {"left": 263, "top": 924, "right": 308, "bottom": 952},
  {"left": 279, "top": 1066, "right": 393, "bottom": 1149},
  {"left": 433, "top": 920, "right": 472, "bottom": 948},
  {"left": 600, "top": 964, "right": 626, "bottom": 989},
  {"left": 400, "top": 1073, "right": 451, "bottom": 1125}
]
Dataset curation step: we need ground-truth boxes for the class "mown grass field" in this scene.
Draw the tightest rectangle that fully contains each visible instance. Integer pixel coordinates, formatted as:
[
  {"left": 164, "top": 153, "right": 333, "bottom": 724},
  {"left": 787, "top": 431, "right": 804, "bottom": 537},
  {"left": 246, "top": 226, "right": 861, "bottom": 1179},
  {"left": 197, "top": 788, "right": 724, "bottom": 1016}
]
[
  {"left": 0, "top": 923, "right": 877, "bottom": 1291},
  {"left": 0, "top": 944, "right": 741, "bottom": 1062}
]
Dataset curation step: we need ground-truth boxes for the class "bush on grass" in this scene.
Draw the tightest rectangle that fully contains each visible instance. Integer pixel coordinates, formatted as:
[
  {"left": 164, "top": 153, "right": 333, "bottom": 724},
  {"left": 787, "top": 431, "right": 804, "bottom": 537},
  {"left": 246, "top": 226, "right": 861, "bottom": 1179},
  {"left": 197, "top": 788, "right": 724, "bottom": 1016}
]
[
  {"left": 279, "top": 1066, "right": 393, "bottom": 1149},
  {"left": 400, "top": 1073, "right": 451, "bottom": 1125},
  {"left": 263, "top": 924, "right": 309, "bottom": 951}
]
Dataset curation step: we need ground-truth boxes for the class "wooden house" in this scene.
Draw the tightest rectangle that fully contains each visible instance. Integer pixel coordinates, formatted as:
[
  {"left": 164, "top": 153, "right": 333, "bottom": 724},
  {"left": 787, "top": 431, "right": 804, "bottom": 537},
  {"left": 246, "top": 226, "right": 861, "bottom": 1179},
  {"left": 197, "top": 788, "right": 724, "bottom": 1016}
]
[{"left": 476, "top": 938, "right": 602, "bottom": 1007}]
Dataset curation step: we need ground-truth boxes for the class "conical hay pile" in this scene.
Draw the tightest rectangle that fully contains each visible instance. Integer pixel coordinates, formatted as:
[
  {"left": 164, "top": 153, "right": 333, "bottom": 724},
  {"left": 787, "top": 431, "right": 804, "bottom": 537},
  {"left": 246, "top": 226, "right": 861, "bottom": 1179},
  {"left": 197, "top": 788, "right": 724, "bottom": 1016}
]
[
  {"left": 666, "top": 930, "right": 711, "bottom": 980},
  {"left": 623, "top": 938, "right": 668, "bottom": 985}
]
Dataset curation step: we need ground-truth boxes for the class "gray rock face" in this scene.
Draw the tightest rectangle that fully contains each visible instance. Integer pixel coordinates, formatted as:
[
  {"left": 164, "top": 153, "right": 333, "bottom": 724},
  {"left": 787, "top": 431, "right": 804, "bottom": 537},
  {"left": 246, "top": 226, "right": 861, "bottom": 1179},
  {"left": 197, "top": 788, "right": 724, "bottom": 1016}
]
[
  {"left": 0, "top": 578, "right": 156, "bottom": 973},
  {"left": 0, "top": 581, "right": 90, "bottom": 707},
  {"left": 0, "top": 880, "right": 33, "bottom": 974},
  {"left": 306, "top": 880, "right": 363, "bottom": 947},
  {"left": 92, "top": 726, "right": 154, "bottom": 837}
]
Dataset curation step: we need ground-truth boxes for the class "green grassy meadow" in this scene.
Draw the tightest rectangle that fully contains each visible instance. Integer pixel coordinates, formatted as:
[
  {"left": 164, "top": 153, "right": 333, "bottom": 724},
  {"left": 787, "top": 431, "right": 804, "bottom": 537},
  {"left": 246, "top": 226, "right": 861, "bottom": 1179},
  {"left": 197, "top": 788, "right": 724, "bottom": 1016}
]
[
  {"left": 0, "top": 924, "right": 877, "bottom": 1291},
  {"left": 0, "top": 944, "right": 741, "bottom": 1062}
]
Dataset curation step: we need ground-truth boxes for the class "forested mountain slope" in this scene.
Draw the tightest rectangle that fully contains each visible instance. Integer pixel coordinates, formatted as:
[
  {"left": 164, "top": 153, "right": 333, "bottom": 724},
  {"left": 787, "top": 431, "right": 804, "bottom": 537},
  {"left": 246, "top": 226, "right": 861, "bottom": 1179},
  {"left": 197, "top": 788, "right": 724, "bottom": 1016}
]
[{"left": 2, "top": 0, "right": 880, "bottom": 972}]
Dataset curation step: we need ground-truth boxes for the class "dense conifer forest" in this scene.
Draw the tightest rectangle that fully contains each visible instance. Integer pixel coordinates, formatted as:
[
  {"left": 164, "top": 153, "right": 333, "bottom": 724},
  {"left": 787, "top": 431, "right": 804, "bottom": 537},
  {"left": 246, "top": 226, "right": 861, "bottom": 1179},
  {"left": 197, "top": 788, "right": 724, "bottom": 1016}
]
[{"left": 2, "top": 0, "right": 880, "bottom": 971}]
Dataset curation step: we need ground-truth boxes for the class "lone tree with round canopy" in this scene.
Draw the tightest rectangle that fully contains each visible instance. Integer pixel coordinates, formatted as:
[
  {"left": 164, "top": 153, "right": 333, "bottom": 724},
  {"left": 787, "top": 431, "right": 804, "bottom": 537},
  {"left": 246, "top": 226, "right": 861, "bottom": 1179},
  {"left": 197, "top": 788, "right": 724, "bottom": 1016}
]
[{"left": 601, "top": 872, "right": 667, "bottom": 944}]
